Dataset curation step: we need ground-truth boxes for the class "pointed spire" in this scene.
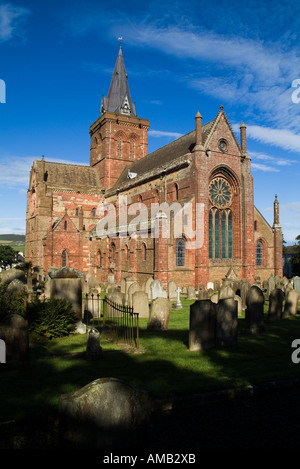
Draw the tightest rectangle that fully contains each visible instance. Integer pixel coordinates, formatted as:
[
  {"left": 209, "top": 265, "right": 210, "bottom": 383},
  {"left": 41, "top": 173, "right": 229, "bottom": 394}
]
[
  {"left": 273, "top": 194, "right": 280, "bottom": 227},
  {"left": 101, "top": 45, "right": 136, "bottom": 116}
]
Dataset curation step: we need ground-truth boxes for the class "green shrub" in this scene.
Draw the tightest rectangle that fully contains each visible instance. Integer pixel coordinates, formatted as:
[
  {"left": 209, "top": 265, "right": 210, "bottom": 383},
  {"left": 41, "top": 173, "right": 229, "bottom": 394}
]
[
  {"left": 0, "top": 281, "right": 27, "bottom": 322},
  {"left": 27, "top": 298, "right": 77, "bottom": 339}
]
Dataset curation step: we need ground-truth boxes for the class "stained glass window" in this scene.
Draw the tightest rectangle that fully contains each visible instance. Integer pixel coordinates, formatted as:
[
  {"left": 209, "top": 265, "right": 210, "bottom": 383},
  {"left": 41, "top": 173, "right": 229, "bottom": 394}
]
[
  {"left": 176, "top": 239, "right": 185, "bottom": 266},
  {"left": 256, "top": 241, "right": 263, "bottom": 266},
  {"left": 209, "top": 178, "right": 232, "bottom": 208},
  {"left": 209, "top": 208, "right": 233, "bottom": 260}
]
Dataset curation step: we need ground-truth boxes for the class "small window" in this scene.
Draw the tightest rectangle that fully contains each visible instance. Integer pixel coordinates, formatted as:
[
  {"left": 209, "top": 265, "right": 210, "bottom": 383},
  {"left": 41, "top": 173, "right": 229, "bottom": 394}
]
[
  {"left": 174, "top": 183, "right": 179, "bottom": 201},
  {"left": 130, "top": 141, "right": 134, "bottom": 159},
  {"left": 62, "top": 250, "right": 67, "bottom": 267},
  {"left": 141, "top": 243, "right": 146, "bottom": 261},
  {"left": 64, "top": 221, "right": 67, "bottom": 230},
  {"left": 111, "top": 242, "right": 116, "bottom": 262},
  {"left": 256, "top": 241, "right": 263, "bottom": 266},
  {"left": 98, "top": 251, "right": 102, "bottom": 267},
  {"left": 92, "top": 208, "right": 96, "bottom": 218},
  {"left": 76, "top": 208, "right": 79, "bottom": 216},
  {"left": 254, "top": 220, "right": 257, "bottom": 231},
  {"left": 176, "top": 239, "right": 185, "bottom": 267}
]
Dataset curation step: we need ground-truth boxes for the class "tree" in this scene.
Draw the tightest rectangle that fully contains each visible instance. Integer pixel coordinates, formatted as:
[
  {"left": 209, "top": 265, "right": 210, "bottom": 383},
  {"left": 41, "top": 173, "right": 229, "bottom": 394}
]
[
  {"left": 0, "top": 245, "right": 16, "bottom": 269},
  {"left": 291, "top": 235, "right": 300, "bottom": 276}
]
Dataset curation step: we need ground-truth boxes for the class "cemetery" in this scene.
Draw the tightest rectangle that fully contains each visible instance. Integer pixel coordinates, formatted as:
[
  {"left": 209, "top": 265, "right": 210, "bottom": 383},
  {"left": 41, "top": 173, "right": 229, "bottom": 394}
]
[{"left": 1, "top": 266, "right": 300, "bottom": 449}]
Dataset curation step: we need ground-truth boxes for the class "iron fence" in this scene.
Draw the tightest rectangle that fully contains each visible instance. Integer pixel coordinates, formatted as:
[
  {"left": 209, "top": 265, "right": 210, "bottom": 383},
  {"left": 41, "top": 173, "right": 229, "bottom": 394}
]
[{"left": 83, "top": 293, "right": 139, "bottom": 349}]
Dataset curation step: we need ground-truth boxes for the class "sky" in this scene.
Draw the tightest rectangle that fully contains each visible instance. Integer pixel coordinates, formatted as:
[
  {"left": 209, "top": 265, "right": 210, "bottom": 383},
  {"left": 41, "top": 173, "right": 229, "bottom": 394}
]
[{"left": 0, "top": 0, "right": 300, "bottom": 245}]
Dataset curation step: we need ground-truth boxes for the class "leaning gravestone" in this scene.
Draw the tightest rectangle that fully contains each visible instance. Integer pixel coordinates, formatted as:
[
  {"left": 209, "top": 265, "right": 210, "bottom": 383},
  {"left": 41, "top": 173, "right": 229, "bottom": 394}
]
[
  {"left": 189, "top": 300, "right": 216, "bottom": 351},
  {"left": 147, "top": 298, "right": 171, "bottom": 330},
  {"left": 60, "top": 377, "right": 153, "bottom": 449},
  {"left": 49, "top": 266, "right": 85, "bottom": 320},
  {"left": 215, "top": 298, "right": 238, "bottom": 347},
  {"left": 283, "top": 289, "right": 299, "bottom": 317},
  {"left": 0, "top": 314, "right": 29, "bottom": 369},
  {"left": 132, "top": 291, "right": 149, "bottom": 318},
  {"left": 268, "top": 288, "right": 284, "bottom": 321},
  {"left": 245, "top": 285, "right": 265, "bottom": 334}
]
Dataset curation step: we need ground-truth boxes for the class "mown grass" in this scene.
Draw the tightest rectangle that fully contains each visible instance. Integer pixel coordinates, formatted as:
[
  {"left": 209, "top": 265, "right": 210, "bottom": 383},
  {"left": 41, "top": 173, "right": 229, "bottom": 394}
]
[{"left": 1, "top": 298, "right": 300, "bottom": 424}]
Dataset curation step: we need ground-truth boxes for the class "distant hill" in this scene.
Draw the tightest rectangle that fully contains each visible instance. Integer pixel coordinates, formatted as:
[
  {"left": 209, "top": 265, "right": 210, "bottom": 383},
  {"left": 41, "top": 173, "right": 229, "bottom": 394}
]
[{"left": 0, "top": 234, "right": 25, "bottom": 242}]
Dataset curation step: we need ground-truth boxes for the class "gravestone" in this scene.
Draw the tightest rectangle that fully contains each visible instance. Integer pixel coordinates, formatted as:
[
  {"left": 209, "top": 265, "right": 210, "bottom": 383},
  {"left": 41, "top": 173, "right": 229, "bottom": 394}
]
[
  {"left": 210, "top": 293, "right": 219, "bottom": 304},
  {"left": 132, "top": 291, "right": 149, "bottom": 318},
  {"left": 245, "top": 285, "right": 265, "bottom": 334},
  {"left": 60, "top": 377, "right": 153, "bottom": 449},
  {"left": 207, "top": 281, "right": 214, "bottom": 290},
  {"left": 268, "top": 288, "right": 284, "bottom": 321},
  {"left": 0, "top": 314, "right": 29, "bottom": 369},
  {"left": 294, "top": 276, "right": 300, "bottom": 294},
  {"left": 86, "top": 328, "right": 102, "bottom": 358},
  {"left": 234, "top": 294, "right": 242, "bottom": 316},
  {"left": 198, "top": 285, "right": 208, "bottom": 299},
  {"left": 189, "top": 300, "right": 216, "bottom": 351},
  {"left": 125, "top": 276, "right": 137, "bottom": 297},
  {"left": 214, "top": 280, "right": 220, "bottom": 292},
  {"left": 219, "top": 285, "right": 235, "bottom": 300},
  {"left": 120, "top": 277, "right": 127, "bottom": 294},
  {"left": 107, "top": 291, "right": 125, "bottom": 317},
  {"left": 267, "top": 275, "right": 276, "bottom": 297},
  {"left": 239, "top": 280, "right": 250, "bottom": 309},
  {"left": 283, "top": 289, "right": 299, "bottom": 317},
  {"left": 147, "top": 298, "right": 171, "bottom": 331},
  {"left": 215, "top": 298, "right": 238, "bottom": 347},
  {"left": 187, "top": 286, "right": 196, "bottom": 300},
  {"left": 173, "top": 287, "right": 182, "bottom": 309},
  {"left": 168, "top": 281, "right": 177, "bottom": 300},
  {"left": 128, "top": 282, "right": 141, "bottom": 307},
  {"left": 145, "top": 277, "right": 154, "bottom": 300},
  {"left": 49, "top": 266, "right": 85, "bottom": 320},
  {"left": 151, "top": 279, "right": 167, "bottom": 300}
]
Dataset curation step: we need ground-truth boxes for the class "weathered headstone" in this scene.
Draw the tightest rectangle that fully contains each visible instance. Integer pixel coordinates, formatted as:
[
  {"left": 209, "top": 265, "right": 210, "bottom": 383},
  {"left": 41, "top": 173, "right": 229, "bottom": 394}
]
[
  {"left": 132, "top": 291, "right": 149, "bottom": 318},
  {"left": 215, "top": 298, "right": 238, "bottom": 347},
  {"left": 150, "top": 279, "right": 167, "bottom": 300},
  {"left": 168, "top": 281, "right": 177, "bottom": 300},
  {"left": 268, "top": 288, "right": 284, "bottom": 321},
  {"left": 0, "top": 314, "right": 29, "bottom": 369},
  {"left": 49, "top": 266, "right": 85, "bottom": 320},
  {"left": 294, "top": 276, "right": 300, "bottom": 294},
  {"left": 145, "top": 277, "right": 154, "bottom": 300},
  {"left": 283, "top": 289, "right": 299, "bottom": 317},
  {"left": 207, "top": 281, "right": 214, "bottom": 291},
  {"left": 219, "top": 285, "right": 235, "bottom": 300},
  {"left": 245, "top": 285, "right": 265, "bottom": 334},
  {"left": 189, "top": 300, "right": 216, "bottom": 351},
  {"left": 198, "top": 285, "right": 208, "bottom": 299},
  {"left": 128, "top": 282, "right": 141, "bottom": 307},
  {"left": 60, "top": 378, "right": 153, "bottom": 449},
  {"left": 147, "top": 298, "right": 171, "bottom": 331},
  {"left": 187, "top": 286, "right": 196, "bottom": 300},
  {"left": 86, "top": 328, "right": 102, "bottom": 358}
]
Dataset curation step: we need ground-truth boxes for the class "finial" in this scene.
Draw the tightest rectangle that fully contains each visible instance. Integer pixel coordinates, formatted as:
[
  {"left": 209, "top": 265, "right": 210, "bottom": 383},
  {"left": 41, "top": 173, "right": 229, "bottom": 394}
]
[
  {"left": 118, "top": 36, "right": 123, "bottom": 47},
  {"left": 220, "top": 104, "right": 224, "bottom": 110}
]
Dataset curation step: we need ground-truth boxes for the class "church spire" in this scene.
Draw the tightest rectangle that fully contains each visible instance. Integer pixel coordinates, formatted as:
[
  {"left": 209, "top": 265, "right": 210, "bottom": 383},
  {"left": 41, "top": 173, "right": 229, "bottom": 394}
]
[{"left": 100, "top": 45, "right": 136, "bottom": 116}]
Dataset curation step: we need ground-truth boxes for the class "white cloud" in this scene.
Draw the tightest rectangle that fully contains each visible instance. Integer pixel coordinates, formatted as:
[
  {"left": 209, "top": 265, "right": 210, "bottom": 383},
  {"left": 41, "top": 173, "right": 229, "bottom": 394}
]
[
  {"left": 0, "top": 3, "right": 30, "bottom": 42},
  {"left": 246, "top": 125, "right": 300, "bottom": 154},
  {"left": 251, "top": 163, "right": 280, "bottom": 172},
  {"left": 148, "top": 129, "right": 183, "bottom": 139}
]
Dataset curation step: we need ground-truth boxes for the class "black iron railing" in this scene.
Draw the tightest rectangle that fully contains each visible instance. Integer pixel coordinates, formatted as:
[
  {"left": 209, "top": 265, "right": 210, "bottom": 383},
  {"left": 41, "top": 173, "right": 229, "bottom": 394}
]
[{"left": 83, "top": 293, "right": 139, "bottom": 349}]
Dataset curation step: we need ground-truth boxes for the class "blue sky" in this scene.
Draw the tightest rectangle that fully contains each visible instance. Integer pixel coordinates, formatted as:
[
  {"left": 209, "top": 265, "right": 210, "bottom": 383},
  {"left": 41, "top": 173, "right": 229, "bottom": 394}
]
[{"left": 0, "top": 0, "right": 300, "bottom": 245}]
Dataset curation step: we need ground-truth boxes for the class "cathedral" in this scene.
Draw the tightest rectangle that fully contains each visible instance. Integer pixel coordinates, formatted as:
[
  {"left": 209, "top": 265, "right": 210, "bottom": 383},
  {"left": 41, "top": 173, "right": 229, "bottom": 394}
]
[{"left": 25, "top": 46, "right": 283, "bottom": 288}]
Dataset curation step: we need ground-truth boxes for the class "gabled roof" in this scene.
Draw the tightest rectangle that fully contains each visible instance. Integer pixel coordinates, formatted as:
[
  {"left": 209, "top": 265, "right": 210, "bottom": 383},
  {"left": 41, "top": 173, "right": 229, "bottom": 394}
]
[
  {"left": 110, "top": 119, "right": 215, "bottom": 190},
  {"left": 101, "top": 46, "right": 136, "bottom": 117}
]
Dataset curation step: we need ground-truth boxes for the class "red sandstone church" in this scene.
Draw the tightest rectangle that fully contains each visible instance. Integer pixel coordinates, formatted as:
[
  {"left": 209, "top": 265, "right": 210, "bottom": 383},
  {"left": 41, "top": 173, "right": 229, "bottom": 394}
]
[{"left": 25, "top": 46, "right": 282, "bottom": 288}]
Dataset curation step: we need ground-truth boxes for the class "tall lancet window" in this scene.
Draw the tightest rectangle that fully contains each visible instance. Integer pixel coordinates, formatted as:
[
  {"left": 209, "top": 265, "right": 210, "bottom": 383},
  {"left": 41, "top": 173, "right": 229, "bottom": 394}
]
[{"left": 209, "top": 177, "right": 233, "bottom": 260}]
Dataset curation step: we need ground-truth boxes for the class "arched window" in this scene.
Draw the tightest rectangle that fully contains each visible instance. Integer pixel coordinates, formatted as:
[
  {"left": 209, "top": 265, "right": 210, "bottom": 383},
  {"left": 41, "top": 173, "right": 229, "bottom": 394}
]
[
  {"left": 141, "top": 243, "right": 146, "bottom": 261},
  {"left": 130, "top": 141, "right": 134, "bottom": 159},
  {"left": 62, "top": 250, "right": 67, "bottom": 267},
  {"left": 256, "top": 241, "right": 263, "bottom": 266},
  {"left": 111, "top": 242, "right": 116, "bottom": 262},
  {"left": 254, "top": 220, "right": 257, "bottom": 231},
  {"left": 64, "top": 220, "right": 67, "bottom": 230},
  {"left": 92, "top": 208, "right": 96, "bottom": 218},
  {"left": 176, "top": 239, "right": 185, "bottom": 266},
  {"left": 125, "top": 244, "right": 129, "bottom": 261},
  {"left": 76, "top": 208, "right": 79, "bottom": 216},
  {"left": 209, "top": 208, "right": 233, "bottom": 259},
  {"left": 174, "top": 183, "right": 179, "bottom": 201},
  {"left": 117, "top": 138, "right": 122, "bottom": 157},
  {"left": 98, "top": 250, "right": 102, "bottom": 267}
]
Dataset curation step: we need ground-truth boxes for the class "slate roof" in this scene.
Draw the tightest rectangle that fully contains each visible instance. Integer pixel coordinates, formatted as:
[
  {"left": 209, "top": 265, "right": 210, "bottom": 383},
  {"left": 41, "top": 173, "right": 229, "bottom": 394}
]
[
  {"left": 35, "top": 160, "right": 101, "bottom": 193},
  {"left": 101, "top": 46, "right": 136, "bottom": 116}
]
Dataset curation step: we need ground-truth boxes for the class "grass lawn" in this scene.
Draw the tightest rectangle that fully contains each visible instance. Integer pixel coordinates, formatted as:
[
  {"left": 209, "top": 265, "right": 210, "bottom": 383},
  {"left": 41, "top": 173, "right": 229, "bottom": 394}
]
[{"left": 1, "top": 298, "right": 300, "bottom": 425}]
